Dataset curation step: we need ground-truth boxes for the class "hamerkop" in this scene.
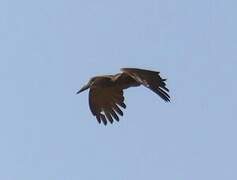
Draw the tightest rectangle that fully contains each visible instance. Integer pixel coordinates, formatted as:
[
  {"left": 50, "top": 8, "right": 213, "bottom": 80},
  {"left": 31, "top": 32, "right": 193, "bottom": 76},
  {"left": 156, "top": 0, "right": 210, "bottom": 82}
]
[{"left": 77, "top": 68, "right": 170, "bottom": 125}]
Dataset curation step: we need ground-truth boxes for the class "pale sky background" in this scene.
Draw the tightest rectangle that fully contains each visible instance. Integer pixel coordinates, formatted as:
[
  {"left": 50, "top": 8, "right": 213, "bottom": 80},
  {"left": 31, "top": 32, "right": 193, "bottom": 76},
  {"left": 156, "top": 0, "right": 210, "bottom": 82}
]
[{"left": 1, "top": 0, "right": 237, "bottom": 179}]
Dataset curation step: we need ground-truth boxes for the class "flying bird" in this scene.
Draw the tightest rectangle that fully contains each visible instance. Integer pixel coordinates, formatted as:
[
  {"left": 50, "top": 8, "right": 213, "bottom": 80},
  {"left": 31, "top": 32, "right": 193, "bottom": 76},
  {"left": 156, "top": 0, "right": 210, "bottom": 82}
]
[{"left": 77, "top": 68, "right": 170, "bottom": 125}]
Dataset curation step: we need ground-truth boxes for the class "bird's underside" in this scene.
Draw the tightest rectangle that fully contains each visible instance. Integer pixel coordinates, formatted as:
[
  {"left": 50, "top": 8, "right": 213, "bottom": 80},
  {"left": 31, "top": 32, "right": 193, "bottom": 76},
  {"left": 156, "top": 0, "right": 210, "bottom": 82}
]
[{"left": 77, "top": 68, "right": 170, "bottom": 125}]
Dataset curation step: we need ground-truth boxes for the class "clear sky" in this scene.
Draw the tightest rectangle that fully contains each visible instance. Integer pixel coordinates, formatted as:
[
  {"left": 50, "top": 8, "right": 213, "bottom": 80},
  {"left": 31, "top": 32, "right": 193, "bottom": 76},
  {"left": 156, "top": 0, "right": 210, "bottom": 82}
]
[{"left": 1, "top": 0, "right": 237, "bottom": 179}]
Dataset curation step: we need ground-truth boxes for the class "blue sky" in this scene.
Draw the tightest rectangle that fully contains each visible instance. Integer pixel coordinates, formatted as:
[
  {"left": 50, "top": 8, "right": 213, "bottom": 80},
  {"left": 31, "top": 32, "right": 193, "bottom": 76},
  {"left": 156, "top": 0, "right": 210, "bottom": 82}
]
[{"left": 1, "top": 0, "right": 237, "bottom": 179}]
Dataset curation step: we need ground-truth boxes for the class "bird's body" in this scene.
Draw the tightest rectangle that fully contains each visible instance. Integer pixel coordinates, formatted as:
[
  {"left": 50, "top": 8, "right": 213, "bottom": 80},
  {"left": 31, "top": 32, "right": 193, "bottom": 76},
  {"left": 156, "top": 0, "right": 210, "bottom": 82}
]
[{"left": 77, "top": 68, "right": 170, "bottom": 125}]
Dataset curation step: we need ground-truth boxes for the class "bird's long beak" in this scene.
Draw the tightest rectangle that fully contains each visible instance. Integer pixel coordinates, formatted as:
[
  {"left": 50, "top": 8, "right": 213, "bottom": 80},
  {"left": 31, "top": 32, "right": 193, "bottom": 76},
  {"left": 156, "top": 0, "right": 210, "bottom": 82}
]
[{"left": 76, "top": 83, "right": 90, "bottom": 94}]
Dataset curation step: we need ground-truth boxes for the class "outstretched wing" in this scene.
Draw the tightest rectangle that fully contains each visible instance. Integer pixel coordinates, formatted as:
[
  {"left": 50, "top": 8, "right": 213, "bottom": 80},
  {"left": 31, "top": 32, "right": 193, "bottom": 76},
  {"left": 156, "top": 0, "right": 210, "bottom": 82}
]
[
  {"left": 113, "top": 73, "right": 140, "bottom": 89},
  {"left": 121, "top": 68, "right": 170, "bottom": 102},
  {"left": 89, "top": 86, "right": 126, "bottom": 125}
]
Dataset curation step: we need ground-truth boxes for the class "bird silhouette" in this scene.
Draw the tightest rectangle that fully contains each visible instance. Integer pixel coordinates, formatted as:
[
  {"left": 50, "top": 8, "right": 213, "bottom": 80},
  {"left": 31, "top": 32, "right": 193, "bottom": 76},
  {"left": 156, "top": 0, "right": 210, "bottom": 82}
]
[{"left": 77, "top": 68, "right": 170, "bottom": 125}]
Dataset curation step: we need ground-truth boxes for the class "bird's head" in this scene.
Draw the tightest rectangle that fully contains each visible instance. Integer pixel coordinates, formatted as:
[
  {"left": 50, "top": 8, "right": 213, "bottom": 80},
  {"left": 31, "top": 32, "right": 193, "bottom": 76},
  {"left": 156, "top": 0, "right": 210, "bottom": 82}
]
[{"left": 76, "top": 77, "right": 96, "bottom": 94}]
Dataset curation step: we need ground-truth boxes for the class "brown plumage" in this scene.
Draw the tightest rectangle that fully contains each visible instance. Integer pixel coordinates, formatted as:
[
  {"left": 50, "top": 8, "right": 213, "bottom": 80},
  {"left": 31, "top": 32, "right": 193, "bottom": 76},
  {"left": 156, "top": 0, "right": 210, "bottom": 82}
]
[{"left": 77, "top": 68, "right": 170, "bottom": 125}]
